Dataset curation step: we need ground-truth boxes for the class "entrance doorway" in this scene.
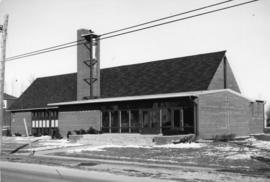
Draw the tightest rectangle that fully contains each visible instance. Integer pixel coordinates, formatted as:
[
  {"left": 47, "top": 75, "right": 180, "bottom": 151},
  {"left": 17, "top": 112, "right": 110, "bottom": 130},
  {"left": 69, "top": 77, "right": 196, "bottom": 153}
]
[
  {"left": 172, "top": 108, "right": 183, "bottom": 130},
  {"left": 141, "top": 109, "right": 160, "bottom": 134}
]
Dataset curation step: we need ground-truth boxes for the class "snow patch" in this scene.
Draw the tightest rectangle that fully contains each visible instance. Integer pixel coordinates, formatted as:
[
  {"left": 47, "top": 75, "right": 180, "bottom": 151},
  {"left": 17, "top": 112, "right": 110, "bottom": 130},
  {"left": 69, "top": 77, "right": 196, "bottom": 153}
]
[
  {"left": 226, "top": 153, "right": 251, "bottom": 160},
  {"left": 68, "top": 142, "right": 205, "bottom": 153},
  {"left": 154, "top": 143, "right": 206, "bottom": 149}
]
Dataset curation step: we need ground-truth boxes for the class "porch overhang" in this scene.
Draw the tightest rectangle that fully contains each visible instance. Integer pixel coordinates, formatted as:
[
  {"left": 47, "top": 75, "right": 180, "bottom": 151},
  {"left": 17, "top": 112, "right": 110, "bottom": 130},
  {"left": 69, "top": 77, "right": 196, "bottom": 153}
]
[{"left": 48, "top": 89, "right": 251, "bottom": 107}]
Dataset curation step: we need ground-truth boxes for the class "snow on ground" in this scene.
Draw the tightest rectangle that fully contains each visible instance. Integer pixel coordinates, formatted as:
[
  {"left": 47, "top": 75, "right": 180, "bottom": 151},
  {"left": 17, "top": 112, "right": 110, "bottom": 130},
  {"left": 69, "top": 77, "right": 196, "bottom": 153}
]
[
  {"left": 2, "top": 136, "right": 82, "bottom": 151},
  {"left": 225, "top": 153, "right": 252, "bottom": 160},
  {"left": 67, "top": 142, "right": 206, "bottom": 153},
  {"left": 153, "top": 142, "right": 206, "bottom": 149},
  {"left": 246, "top": 137, "right": 270, "bottom": 150},
  {"left": 29, "top": 139, "right": 82, "bottom": 151}
]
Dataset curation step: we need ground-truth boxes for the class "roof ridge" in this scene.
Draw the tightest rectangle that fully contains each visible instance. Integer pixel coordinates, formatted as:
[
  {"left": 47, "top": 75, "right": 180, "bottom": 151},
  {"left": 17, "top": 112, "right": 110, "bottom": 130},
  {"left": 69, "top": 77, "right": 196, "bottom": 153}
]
[
  {"left": 36, "top": 72, "right": 76, "bottom": 80},
  {"left": 35, "top": 50, "right": 226, "bottom": 79},
  {"left": 101, "top": 50, "right": 226, "bottom": 70}
]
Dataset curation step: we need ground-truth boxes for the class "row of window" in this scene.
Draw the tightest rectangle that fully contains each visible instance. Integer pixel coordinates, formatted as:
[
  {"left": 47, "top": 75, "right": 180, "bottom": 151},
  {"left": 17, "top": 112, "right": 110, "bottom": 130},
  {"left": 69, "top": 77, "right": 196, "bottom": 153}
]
[
  {"left": 32, "top": 120, "right": 58, "bottom": 128},
  {"left": 32, "top": 111, "right": 58, "bottom": 120},
  {"left": 101, "top": 108, "right": 192, "bottom": 132},
  {"left": 102, "top": 110, "right": 140, "bottom": 127}
]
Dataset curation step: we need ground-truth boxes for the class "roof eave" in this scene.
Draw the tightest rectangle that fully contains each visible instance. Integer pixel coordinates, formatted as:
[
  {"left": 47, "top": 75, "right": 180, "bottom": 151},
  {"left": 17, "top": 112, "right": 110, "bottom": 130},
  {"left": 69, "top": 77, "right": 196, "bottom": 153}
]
[{"left": 8, "top": 106, "right": 58, "bottom": 112}]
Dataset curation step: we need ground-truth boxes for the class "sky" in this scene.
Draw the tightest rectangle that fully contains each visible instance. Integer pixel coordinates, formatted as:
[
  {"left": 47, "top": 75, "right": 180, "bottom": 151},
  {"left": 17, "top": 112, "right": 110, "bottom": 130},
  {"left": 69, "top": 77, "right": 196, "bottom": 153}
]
[{"left": 0, "top": 0, "right": 270, "bottom": 107}]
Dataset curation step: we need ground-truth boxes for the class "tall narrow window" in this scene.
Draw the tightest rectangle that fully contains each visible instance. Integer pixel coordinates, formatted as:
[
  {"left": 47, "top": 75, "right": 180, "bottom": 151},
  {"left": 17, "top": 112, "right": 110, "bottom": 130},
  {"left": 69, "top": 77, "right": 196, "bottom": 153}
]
[
  {"left": 121, "top": 111, "right": 129, "bottom": 133},
  {"left": 151, "top": 110, "right": 160, "bottom": 128},
  {"left": 102, "top": 111, "right": 110, "bottom": 133},
  {"left": 142, "top": 110, "right": 150, "bottom": 128},
  {"left": 55, "top": 120, "right": 58, "bottom": 127},
  {"left": 130, "top": 110, "right": 139, "bottom": 133},
  {"left": 174, "top": 110, "right": 180, "bottom": 128},
  {"left": 51, "top": 120, "right": 55, "bottom": 128},
  {"left": 111, "top": 111, "right": 119, "bottom": 133}
]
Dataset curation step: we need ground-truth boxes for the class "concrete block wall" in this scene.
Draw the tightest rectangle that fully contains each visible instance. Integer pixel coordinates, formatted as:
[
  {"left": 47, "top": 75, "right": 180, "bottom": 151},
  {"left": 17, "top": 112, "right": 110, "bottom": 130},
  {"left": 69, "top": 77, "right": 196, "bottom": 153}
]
[
  {"left": 59, "top": 110, "right": 101, "bottom": 137},
  {"left": 197, "top": 91, "right": 261, "bottom": 139},
  {"left": 226, "top": 93, "right": 252, "bottom": 136},
  {"left": 249, "top": 101, "right": 264, "bottom": 134},
  {"left": 198, "top": 91, "right": 229, "bottom": 139},
  {"left": 10, "top": 112, "right": 32, "bottom": 136}
]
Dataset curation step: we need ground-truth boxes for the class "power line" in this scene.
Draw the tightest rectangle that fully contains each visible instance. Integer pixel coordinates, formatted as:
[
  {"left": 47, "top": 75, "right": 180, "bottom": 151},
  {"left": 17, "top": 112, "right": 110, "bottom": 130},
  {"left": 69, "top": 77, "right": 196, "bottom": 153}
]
[
  {"left": 6, "top": 40, "right": 85, "bottom": 61},
  {"left": 6, "top": 0, "right": 258, "bottom": 62},
  {"left": 5, "top": 0, "right": 234, "bottom": 61},
  {"left": 100, "top": 0, "right": 258, "bottom": 40},
  {"left": 99, "top": 0, "right": 234, "bottom": 36},
  {"left": 7, "top": 42, "right": 84, "bottom": 61}
]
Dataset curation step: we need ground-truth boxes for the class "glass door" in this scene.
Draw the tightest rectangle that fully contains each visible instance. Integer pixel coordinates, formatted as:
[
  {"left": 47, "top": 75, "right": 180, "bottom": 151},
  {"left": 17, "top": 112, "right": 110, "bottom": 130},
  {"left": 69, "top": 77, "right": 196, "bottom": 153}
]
[
  {"left": 141, "top": 109, "right": 160, "bottom": 134},
  {"left": 172, "top": 108, "right": 183, "bottom": 131}
]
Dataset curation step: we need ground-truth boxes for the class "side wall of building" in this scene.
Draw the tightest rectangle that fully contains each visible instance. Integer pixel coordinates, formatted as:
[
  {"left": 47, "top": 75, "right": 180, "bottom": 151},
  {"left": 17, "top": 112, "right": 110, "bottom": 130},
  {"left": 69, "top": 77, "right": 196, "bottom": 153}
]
[
  {"left": 59, "top": 110, "right": 101, "bottom": 137},
  {"left": 10, "top": 112, "right": 32, "bottom": 136},
  {"left": 197, "top": 91, "right": 263, "bottom": 139},
  {"left": 249, "top": 101, "right": 264, "bottom": 134}
]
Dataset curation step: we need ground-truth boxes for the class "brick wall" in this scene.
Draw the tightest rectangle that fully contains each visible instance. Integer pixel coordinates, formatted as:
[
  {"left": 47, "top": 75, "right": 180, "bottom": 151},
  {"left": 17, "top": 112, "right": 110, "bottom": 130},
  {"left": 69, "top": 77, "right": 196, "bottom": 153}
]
[
  {"left": 59, "top": 110, "right": 101, "bottom": 137},
  {"left": 197, "top": 91, "right": 262, "bottom": 139},
  {"left": 208, "top": 58, "right": 241, "bottom": 93},
  {"left": 77, "top": 29, "right": 100, "bottom": 100},
  {"left": 10, "top": 112, "right": 32, "bottom": 136}
]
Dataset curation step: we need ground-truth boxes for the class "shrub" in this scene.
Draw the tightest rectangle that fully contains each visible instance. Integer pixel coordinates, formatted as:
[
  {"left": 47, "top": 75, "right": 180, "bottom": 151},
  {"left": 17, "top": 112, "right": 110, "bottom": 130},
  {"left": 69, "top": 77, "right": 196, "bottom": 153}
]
[
  {"left": 86, "top": 127, "right": 99, "bottom": 134},
  {"left": 6, "top": 129, "right": 12, "bottom": 136},
  {"left": 74, "top": 129, "right": 86, "bottom": 135},
  {"left": 14, "top": 132, "right": 22, "bottom": 136},
  {"left": 51, "top": 128, "right": 62, "bottom": 139},
  {"left": 213, "top": 133, "right": 236, "bottom": 142}
]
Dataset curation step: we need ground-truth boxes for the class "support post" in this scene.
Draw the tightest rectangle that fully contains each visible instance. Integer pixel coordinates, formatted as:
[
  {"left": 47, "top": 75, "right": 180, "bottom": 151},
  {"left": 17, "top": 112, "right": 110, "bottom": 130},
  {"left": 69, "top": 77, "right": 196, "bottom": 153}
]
[
  {"left": 109, "top": 112, "right": 111, "bottom": 133},
  {"left": 0, "top": 15, "right": 9, "bottom": 156},
  {"left": 159, "top": 109, "right": 162, "bottom": 134},
  {"left": 193, "top": 98, "right": 198, "bottom": 136},
  {"left": 128, "top": 110, "right": 131, "bottom": 133},
  {"left": 180, "top": 107, "right": 184, "bottom": 131},
  {"left": 100, "top": 111, "right": 102, "bottom": 133},
  {"left": 119, "top": 111, "right": 121, "bottom": 133}
]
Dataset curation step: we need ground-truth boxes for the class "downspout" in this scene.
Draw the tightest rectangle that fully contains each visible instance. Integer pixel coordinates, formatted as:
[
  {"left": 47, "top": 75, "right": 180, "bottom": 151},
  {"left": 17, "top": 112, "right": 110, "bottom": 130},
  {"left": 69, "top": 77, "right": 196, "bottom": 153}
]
[{"left": 223, "top": 57, "right": 227, "bottom": 89}]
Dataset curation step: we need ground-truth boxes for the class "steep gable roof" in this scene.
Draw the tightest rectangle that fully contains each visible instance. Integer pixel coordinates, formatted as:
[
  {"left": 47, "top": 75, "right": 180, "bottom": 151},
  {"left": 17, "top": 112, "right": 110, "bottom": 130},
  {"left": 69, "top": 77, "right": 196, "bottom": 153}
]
[
  {"left": 4, "top": 93, "right": 17, "bottom": 100},
  {"left": 9, "top": 51, "right": 225, "bottom": 110}
]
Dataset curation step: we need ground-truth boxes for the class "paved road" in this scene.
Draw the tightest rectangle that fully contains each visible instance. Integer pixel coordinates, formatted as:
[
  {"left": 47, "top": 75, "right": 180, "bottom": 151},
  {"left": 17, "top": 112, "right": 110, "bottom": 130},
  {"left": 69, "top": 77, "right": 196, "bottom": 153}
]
[{"left": 0, "top": 161, "right": 168, "bottom": 182}]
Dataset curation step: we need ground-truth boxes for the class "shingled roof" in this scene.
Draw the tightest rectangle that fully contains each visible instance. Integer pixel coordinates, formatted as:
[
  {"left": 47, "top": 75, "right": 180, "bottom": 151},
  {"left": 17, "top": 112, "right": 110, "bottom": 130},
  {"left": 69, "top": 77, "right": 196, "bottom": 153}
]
[
  {"left": 9, "top": 51, "right": 226, "bottom": 110},
  {"left": 4, "top": 93, "right": 17, "bottom": 100}
]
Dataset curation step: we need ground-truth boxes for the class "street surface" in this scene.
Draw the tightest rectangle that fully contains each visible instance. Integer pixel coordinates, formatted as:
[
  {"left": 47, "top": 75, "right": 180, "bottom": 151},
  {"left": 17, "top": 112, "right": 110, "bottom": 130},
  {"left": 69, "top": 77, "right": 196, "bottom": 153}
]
[{"left": 0, "top": 161, "right": 168, "bottom": 182}]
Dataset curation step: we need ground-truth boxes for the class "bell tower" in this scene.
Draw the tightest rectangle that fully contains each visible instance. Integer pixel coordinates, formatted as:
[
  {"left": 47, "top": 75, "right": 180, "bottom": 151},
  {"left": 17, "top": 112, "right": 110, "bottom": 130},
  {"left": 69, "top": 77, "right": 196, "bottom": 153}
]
[{"left": 77, "top": 29, "right": 100, "bottom": 100}]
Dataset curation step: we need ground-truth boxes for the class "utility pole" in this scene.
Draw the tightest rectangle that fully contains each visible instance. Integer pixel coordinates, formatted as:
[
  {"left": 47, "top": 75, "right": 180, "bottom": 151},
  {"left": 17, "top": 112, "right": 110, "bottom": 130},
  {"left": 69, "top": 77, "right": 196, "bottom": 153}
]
[{"left": 0, "top": 15, "right": 9, "bottom": 160}]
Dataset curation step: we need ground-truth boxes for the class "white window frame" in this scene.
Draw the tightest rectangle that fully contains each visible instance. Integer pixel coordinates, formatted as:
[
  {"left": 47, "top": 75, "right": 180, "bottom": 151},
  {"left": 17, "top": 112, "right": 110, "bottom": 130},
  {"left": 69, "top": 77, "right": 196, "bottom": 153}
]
[
  {"left": 42, "top": 120, "right": 46, "bottom": 128},
  {"left": 55, "top": 120, "right": 58, "bottom": 127}
]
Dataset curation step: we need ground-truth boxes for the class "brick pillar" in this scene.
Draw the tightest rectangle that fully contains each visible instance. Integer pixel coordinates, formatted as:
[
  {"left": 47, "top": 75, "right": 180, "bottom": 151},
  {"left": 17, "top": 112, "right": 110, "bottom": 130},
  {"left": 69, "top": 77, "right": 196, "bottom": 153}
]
[{"left": 77, "top": 29, "right": 100, "bottom": 100}]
